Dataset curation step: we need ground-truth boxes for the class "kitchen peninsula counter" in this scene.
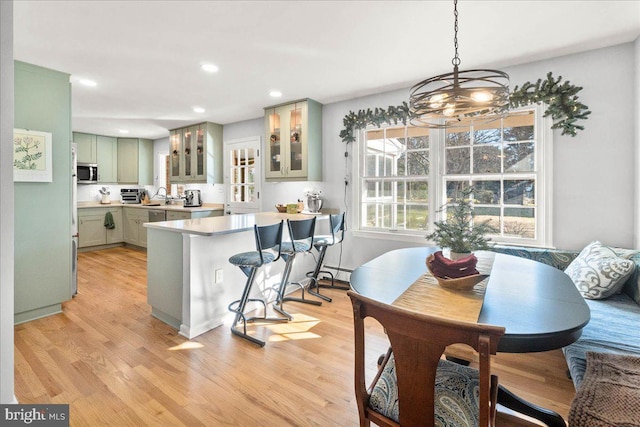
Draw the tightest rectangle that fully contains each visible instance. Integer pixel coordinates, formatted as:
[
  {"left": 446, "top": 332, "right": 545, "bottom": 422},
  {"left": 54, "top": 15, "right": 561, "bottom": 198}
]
[
  {"left": 144, "top": 211, "right": 331, "bottom": 339},
  {"left": 144, "top": 211, "right": 325, "bottom": 236}
]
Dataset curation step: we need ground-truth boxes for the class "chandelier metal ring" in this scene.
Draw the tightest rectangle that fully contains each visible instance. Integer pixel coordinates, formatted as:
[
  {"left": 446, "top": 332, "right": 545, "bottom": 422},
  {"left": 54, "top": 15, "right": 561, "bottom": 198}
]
[{"left": 409, "top": 0, "right": 510, "bottom": 128}]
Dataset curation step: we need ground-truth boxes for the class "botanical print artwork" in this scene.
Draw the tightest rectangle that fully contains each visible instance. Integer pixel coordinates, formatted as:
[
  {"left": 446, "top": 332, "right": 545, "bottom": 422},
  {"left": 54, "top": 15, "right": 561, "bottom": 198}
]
[
  {"left": 14, "top": 131, "right": 46, "bottom": 170},
  {"left": 13, "top": 129, "right": 53, "bottom": 182}
]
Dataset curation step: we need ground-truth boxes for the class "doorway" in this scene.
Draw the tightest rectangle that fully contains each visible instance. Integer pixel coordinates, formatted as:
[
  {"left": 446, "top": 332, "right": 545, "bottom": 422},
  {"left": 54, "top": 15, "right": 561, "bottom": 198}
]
[{"left": 224, "top": 136, "right": 261, "bottom": 214}]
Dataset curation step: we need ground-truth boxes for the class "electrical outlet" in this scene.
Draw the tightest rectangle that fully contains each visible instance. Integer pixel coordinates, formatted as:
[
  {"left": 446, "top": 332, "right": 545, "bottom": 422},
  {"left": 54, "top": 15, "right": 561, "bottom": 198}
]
[{"left": 215, "top": 269, "right": 224, "bottom": 284}]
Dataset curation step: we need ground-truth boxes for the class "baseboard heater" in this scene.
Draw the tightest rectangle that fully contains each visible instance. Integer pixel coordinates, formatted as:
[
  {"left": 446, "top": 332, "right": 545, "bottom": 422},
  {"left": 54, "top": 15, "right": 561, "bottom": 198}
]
[{"left": 321, "top": 265, "right": 353, "bottom": 285}]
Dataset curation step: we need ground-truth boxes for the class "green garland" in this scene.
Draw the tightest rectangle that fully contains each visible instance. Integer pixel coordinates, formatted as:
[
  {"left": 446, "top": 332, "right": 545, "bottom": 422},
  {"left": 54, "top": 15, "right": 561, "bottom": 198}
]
[{"left": 339, "top": 72, "right": 591, "bottom": 143}]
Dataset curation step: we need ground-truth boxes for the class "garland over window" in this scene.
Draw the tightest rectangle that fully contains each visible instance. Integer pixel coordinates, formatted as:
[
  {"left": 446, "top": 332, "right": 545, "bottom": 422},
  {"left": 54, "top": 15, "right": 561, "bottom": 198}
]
[{"left": 339, "top": 72, "right": 591, "bottom": 143}]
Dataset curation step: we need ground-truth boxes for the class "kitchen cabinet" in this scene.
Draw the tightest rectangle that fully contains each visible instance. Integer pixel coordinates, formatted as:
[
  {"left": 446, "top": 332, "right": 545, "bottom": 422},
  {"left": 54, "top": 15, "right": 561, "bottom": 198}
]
[
  {"left": 73, "top": 132, "right": 97, "bottom": 164},
  {"left": 166, "top": 211, "right": 191, "bottom": 221},
  {"left": 78, "top": 207, "right": 123, "bottom": 248},
  {"left": 117, "top": 138, "right": 153, "bottom": 185},
  {"left": 169, "top": 122, "right": 223, "bottom": 184},
  {"left": 166, "top": 210, "right": 224, "bottom": 221},
  {"left": 96, "top": 135, "right": 117, "bottom": 183},
  {"left": 123, "top": 207, "right": 148, "bottom": 248},
  {"left": 263, "top": 98, "right": 322, "bottom": 181}
]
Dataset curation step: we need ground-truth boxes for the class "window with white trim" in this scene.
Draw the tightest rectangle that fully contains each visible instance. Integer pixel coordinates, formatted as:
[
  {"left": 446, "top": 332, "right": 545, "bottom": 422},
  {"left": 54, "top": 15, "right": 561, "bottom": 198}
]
[
  {"left": 355, "top": 105, "right": 552, "bottom": 246},
  {"left": 360, "top": 126, "right": 431, "bottom": 234}
]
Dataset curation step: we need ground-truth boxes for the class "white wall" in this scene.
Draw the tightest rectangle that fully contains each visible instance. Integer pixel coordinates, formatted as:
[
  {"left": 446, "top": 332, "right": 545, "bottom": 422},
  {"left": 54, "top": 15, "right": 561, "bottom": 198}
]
[
  {"left": 223, "top": 42, "right": 638, "bottom": 273},
  {"left": 0, "top": 0, "right": 15, "bottom": 404}
]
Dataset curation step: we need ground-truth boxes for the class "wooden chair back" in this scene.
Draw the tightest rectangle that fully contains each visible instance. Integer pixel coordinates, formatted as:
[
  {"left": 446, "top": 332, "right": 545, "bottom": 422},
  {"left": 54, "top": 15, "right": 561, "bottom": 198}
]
[{"left": 348, "top": 291, "right": 505, "bottom": 427}]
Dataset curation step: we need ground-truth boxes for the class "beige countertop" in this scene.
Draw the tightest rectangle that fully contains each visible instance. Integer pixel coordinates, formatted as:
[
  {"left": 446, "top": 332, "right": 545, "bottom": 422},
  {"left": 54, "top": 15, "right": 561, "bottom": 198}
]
[
  {"left": 144, "top": 211, "right": 330, "bottom": 236},
  {"left": 78, "top": 201, "right": 224, "bottom": 213}
]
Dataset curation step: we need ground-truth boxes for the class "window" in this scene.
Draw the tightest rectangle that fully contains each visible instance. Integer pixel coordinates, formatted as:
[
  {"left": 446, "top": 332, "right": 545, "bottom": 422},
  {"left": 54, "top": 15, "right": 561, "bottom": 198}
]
[
  {"left": 360, "top": 126, "right": 431, "bottom": 235},
  {"left": 355, "top": 106, "right": 552, "bottom": 246}
]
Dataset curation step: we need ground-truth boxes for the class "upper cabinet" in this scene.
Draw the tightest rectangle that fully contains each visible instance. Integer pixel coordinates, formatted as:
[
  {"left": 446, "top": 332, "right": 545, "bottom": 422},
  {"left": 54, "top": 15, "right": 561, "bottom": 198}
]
[
  {"left": 169, "top": 122, "right": 223, "bottom": 183},
  {"left": 73, "top": 132, "right": 97, "bottom": 164},
  {"left": 117, "top": 137, "right": 153, "bottom": 185},
  {"left": 263, "top": 98, "right": 322, "bottom": 181},
  {"left": 96, "top": 135, "right": 117, "bottom": 183},
  {"left": 74, "top": 132, "right": 152, "bottom": 185}
]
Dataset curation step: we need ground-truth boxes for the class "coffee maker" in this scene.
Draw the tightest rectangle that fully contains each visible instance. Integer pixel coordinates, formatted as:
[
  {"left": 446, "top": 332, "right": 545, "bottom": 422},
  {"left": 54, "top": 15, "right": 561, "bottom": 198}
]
[{"left": 184, "top": 189, "right": 202, "bottom": 207}]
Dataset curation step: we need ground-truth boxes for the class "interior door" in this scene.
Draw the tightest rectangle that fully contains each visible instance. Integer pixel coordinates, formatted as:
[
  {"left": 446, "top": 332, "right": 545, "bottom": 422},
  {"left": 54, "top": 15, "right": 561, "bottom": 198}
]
[{"left": 224, "top": 136, "right": 261, "bottom": 214}]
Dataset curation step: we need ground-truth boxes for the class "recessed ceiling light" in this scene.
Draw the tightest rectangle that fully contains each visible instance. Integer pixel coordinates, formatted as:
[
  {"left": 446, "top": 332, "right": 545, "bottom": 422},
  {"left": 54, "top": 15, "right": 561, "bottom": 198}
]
[
  {"left": 193, "top": 107, "right": 205, "bottom": 113},
  {"left": 119, "top": 129, "right": 129, "bottom": 134},
  {"left": 269, "top": 90, "right": 283, "bottom": 98},
  {"left": 201, "top": 63, "right": 219, "bottom": 73},
  {"left": 79, "top": 79, "right": 97, "bottom": 87}
]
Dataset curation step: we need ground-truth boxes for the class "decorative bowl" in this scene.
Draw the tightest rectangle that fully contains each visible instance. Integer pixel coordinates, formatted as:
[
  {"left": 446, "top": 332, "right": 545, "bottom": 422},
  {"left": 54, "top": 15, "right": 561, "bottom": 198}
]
[
  {"left": 275, "top": 204, "right": 302, "bottom": 213},
  {"left": 426, "top": 255, "right": 489, "bottom": 291}
]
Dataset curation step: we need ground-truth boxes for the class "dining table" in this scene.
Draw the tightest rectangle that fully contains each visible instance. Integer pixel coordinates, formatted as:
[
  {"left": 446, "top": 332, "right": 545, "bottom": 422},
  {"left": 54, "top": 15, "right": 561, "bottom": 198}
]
[{"left": 350, "top": 246, "right": 590, "bottom": 427}]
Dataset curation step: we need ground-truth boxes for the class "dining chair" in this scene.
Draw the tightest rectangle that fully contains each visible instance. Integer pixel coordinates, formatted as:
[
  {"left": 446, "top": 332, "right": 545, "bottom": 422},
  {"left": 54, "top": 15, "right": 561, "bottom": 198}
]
[
  {"left": 348, "top": 290, "right": 505, "bottom": 427},
  {"left": 227, "top": 221, "right": 288, "bottom": 347},
  {"left": 306, "top": 212, "right": 349, "bottom": 303},
  {"left": 273, "top": 217, "right": 322, "bottom": 319}
]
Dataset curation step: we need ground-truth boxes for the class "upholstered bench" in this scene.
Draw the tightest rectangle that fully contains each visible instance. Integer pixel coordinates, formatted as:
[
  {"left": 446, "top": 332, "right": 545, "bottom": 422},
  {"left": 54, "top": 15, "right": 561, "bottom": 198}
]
[{"left": 491, "top": 244, "right": 640, "bottom": 390}]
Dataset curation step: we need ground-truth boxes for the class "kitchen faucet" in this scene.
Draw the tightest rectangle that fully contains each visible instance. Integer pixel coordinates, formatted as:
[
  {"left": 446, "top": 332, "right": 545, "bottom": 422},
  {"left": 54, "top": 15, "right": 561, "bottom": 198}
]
[{"left": 152, "top": 187, "right": 169, "bottom": 203}]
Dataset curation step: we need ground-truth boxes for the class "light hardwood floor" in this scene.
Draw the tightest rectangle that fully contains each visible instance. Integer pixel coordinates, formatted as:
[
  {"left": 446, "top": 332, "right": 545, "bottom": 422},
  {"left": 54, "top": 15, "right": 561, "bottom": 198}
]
[{"left": 15, "top": 246, "right": 576, "bottom": 426}]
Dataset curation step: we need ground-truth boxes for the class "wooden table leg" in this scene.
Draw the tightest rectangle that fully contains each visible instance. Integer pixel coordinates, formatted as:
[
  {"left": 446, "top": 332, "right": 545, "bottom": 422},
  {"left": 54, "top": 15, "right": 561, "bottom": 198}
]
[{"left": 498, "top": 385, "right": 566, "bottom": 427}]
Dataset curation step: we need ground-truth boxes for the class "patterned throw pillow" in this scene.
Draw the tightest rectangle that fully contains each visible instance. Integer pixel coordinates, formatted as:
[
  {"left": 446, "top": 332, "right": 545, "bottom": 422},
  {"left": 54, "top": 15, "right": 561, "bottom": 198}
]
[{"left": 565, "top": 241, "right": 635, "bottom": 300}]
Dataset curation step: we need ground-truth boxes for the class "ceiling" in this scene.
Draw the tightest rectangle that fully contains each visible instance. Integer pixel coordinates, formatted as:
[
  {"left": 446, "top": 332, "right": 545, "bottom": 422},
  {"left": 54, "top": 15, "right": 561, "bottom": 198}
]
[{"left": 13, "top": 1, "right": 640, "bottom": 140}]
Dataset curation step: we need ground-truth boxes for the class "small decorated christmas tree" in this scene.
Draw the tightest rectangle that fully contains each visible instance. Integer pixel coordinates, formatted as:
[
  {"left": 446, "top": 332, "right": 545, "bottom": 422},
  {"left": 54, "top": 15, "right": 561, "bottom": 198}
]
[{"left": 427, "top": 188, "right": 497, "bottom": 255}]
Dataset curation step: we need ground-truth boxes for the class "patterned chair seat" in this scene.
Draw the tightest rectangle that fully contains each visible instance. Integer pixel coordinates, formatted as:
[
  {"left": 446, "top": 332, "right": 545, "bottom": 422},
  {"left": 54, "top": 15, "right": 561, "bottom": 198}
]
[
  {"left": 370, "top": 352, "right": 483, "bottom": 427},
  {"left": 229, "top": 251, "right": 277, "bottom": 276},
  {"left": 229, "top": 250, "right": 276, "bottom": 266},
  {"left": 312, "top": 234, "right": 335, "bottom": 246},
  {"left": 280, "top": 240, "right": 312, "bottom": 254}
]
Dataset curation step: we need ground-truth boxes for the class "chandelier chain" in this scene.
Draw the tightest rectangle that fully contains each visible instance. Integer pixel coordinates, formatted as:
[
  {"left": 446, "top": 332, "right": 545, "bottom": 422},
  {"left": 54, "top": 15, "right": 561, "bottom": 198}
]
[{"left": 452, "top": 0, "right": 460, "bottom": 67}]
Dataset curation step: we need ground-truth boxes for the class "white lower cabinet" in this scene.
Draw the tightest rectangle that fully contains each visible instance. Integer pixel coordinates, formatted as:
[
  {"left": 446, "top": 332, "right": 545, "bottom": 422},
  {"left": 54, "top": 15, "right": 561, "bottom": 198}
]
[{"left": 78, "top": 207, "right": 123, "bottom": 248}]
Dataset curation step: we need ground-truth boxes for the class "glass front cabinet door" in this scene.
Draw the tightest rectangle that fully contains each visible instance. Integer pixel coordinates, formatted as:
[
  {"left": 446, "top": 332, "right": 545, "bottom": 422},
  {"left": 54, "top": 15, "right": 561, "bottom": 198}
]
[
  {"left": 169, "top": 122, "right": 223, "bottom": 183},
  {"left": 264, "top": 99, "right": 322, "bottom": 181}
]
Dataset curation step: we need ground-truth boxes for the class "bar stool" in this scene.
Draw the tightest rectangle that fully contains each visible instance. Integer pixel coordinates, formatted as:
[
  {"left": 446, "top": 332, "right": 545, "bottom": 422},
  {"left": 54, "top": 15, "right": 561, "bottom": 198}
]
[
  {"left": 307, "top": 212, "right": 349, "bottom": 303},
  {"left": 228, "top": 221, "right": 288, "bottom": 347},
  {"left": 273, "top": 217, "right": 322, "bottom": 319}
]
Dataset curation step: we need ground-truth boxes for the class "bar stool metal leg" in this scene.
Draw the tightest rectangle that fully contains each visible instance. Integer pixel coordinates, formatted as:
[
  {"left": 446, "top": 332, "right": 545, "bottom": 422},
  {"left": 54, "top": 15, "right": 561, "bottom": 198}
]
[
  {"left": 227, "top": 221, "right": 288, "bottom": 347},
  {"left": 273, "top": 252, "right": 321, "bottom": 319},
  {"left": 227, "top": 267, "right": 289, "bottom": 347}
]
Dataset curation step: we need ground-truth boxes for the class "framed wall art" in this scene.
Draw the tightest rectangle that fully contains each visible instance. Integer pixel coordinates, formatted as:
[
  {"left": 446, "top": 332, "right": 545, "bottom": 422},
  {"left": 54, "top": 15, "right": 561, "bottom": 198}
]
[{"left": 13, "top": 128, "right": 53, "bottom": 182}]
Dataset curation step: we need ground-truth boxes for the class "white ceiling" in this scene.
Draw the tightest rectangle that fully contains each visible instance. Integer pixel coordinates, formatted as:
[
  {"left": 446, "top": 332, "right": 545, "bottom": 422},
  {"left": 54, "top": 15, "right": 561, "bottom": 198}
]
[{"left": 13, "top": 1, "right": 640, "bottom": 140}]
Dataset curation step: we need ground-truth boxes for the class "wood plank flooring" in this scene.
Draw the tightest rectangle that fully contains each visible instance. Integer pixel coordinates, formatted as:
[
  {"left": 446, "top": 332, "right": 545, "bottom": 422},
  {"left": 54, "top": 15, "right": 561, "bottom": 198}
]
[{"left": 14, "top": 246, "right": 576, "bottom": 426}]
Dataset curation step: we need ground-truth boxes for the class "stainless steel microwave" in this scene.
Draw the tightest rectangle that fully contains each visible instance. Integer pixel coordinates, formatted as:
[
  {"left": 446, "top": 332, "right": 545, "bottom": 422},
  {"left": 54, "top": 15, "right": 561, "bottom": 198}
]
[{"left": 77, "top": 163, "right": 98, "bottom": 184}]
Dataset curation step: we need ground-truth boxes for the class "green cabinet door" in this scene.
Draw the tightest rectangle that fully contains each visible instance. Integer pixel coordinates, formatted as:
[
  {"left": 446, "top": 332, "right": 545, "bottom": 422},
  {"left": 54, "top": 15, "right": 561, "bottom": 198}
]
[
  {"left": 123, "top": 208, "right": 148, "bottom": 247},
  {"left": 138, "top": 138, "right": 153, "bottom": 185},
  {"left": 106, "top": 208, "right": 124, "bottom": 244},
  {"left": 263, "top": 99, "right": 322, "bottom": 182},
  {"left": 117, "top": 138, "right": 139, "bottom": 184},
  {"left": 168, "top": 122, "right": 222, "bottom": 183},
  {"left": 74, "top": 132, "right": 97, "bottom": 164},
  {"left": 78, "top": 213, "right": 107, "bottom": 247},
  {"left": 97, "top": 135, "right": 117, "bottom": 183},
  {"left": 117, "top": 138, "right": 153, "bottom": 185},
  {"left": 166, "top": 211, "right": 191, "bottom": 221}
]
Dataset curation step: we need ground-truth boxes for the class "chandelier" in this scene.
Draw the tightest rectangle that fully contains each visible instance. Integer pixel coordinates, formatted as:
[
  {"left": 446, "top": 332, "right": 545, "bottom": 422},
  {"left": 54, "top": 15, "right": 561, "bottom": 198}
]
[{"left": 409, "top": 0, "right": 510, "bottom": 128}]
